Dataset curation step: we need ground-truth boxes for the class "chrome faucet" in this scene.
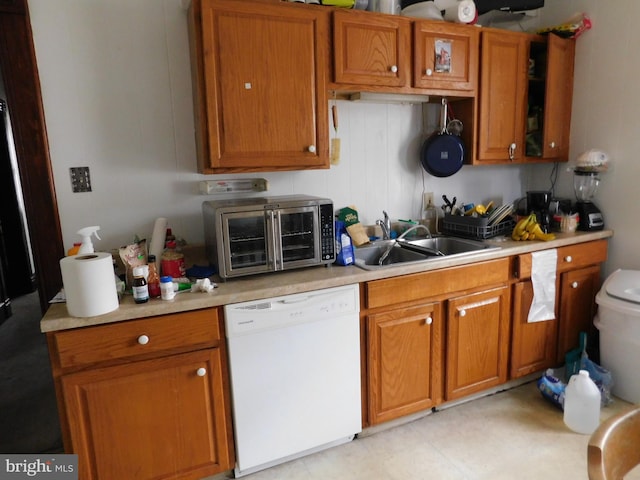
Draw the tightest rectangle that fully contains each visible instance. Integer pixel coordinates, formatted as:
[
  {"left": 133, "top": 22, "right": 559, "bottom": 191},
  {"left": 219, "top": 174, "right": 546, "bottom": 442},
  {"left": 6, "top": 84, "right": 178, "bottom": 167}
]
[{"left": 376, "top": 211, "right": 391, "bottom": 240}]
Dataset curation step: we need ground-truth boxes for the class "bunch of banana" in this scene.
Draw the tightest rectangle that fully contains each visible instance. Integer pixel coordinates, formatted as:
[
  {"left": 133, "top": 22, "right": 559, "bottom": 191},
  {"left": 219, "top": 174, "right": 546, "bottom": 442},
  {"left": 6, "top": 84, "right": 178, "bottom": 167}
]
[{"left": 511, "top": 213, "right": 556, "bottom": 241}]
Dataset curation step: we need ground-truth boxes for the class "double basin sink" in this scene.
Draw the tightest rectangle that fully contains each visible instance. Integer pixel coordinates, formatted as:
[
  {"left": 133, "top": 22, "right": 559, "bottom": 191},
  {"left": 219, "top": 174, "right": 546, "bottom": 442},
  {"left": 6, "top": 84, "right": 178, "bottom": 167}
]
[{"left": 353, "top": 236, "right": 500, "bottom": 271}]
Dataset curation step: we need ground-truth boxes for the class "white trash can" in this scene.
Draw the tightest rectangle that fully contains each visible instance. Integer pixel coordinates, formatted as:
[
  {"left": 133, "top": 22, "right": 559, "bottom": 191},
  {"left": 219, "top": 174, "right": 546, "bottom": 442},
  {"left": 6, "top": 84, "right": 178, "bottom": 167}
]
[{"left": 594, "top": 269, "right": 640, "bottom": 403}]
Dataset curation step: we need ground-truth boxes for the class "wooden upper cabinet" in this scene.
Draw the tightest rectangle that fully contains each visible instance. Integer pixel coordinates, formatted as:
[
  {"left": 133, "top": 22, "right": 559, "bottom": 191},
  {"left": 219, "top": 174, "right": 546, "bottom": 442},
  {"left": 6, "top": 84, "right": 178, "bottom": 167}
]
[
  {"left": 413, "top": 21, "right": 479, "bottom": 95},
  {"left": 333, "top": 10, "right": 411, "bottom": 88},
  {"left": 477, "top": 29, "right": 528, "bottom": 163},
  {"left": 190, "top": 0, "right": 329, "bottom": 172},
  {"left": 541, "top": 34, "right": 575, "bottom": 160},
  {"left": 477, "top": 30, "right": 575, "bottom": 164}
]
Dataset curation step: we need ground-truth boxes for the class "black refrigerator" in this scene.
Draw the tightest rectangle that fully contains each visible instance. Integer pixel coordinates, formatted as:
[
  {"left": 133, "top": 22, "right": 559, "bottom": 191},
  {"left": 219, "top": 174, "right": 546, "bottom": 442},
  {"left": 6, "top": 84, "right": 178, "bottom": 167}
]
[{"left": 0, "top": 96, "right": 36, "bottom": 322}]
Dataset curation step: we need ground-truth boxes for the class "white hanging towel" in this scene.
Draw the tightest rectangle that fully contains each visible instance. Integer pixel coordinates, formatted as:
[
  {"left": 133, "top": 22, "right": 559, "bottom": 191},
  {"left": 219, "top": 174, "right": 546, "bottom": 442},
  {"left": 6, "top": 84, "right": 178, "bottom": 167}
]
[{"left": 528, "top": 249, "right": 557, "bottom": 322}]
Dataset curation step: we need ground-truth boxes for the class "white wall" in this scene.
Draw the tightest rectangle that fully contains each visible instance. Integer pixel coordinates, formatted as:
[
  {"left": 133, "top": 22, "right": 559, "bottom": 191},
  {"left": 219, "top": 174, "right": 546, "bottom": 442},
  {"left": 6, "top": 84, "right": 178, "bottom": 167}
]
[
  {"left": 29, "top": 0, "right": 530, "bottom": 252},
  {"left": 535, "top": 1, "right": 640, "bottom": 277}
]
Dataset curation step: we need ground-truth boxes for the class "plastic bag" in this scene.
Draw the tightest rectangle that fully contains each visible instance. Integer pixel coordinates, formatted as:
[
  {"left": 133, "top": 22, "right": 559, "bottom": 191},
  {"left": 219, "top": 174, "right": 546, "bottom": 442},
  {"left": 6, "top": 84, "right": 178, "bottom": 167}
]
[{"left": 581, "top": 351, "right": 614, "bottom": 406}]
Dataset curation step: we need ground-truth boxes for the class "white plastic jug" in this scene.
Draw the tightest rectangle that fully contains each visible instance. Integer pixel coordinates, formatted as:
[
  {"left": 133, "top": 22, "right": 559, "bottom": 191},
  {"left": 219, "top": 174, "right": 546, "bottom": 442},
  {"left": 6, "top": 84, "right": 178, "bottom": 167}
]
[{"left": 563, "top": 369, "right": 601, "bottom": 434}]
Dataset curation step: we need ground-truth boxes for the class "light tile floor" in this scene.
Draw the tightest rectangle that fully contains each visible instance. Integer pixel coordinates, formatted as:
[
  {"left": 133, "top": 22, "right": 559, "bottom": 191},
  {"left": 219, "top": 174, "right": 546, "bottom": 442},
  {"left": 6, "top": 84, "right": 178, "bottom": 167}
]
[{"left": 211, "top": 381, "right": 640, "bottom": 480}]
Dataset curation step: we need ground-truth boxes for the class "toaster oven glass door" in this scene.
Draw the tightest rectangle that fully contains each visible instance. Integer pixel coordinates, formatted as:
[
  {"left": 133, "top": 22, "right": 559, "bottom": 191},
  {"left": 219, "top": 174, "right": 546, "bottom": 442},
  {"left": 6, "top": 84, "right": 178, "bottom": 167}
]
[
  {"left": 223, "top": 212, "right": 272, "bottom": 275},
  {"left": 277, "top": 207, "right": 319, "bottom": 268}
]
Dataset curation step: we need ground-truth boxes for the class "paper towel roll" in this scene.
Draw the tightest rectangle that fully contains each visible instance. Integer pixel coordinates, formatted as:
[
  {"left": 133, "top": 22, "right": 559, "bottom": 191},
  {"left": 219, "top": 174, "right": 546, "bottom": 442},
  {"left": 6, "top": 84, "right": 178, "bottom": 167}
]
[
  {"left": 443, "top": 0, "right": 476, "bottom": 23},
  {"left": 60, "top": 252, "right": 119, "bottom": 317},
  {"left": 149, "top": 217, "right": 167, "bottom": 269}
]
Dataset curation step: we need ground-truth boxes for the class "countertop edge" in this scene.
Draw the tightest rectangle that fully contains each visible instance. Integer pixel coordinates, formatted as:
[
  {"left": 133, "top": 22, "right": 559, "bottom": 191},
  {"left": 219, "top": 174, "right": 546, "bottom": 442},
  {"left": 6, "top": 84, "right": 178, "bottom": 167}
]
[{"left": 41, "top": 230, "right": 613, "bottom": 333}]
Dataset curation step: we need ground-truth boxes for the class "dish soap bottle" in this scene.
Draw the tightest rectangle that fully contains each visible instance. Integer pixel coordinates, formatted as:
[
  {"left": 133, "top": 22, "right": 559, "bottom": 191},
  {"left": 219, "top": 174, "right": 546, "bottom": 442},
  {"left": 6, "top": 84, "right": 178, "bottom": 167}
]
[{"left": 421, "top": 198, "right": 438, "bottom": 235}]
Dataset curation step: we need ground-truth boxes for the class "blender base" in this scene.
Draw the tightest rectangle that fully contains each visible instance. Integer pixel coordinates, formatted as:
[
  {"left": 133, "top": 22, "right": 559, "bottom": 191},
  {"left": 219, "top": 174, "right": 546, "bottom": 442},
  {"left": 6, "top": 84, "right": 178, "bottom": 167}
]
[{"left": 576, "top": 201, "right": 604, "bottom": 231}]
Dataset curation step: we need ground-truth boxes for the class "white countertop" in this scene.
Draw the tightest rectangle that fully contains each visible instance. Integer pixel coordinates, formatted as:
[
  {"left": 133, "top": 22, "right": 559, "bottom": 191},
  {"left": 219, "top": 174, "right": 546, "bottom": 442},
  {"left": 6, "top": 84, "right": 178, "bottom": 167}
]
[{"left": 41, "top": 230, "right": 613, "bottom": 333}]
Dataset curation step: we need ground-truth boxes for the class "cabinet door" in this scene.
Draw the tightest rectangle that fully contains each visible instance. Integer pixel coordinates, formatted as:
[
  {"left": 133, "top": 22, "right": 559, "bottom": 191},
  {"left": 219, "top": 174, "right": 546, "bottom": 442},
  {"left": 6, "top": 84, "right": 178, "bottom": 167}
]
[
  {"left": 446, "top": 286, "right": 510, "bottom": 400},
  {"left": 413, "top": 21, "right": 479, "bottom": 94},
  {"left": 557, "top": 265, "right": 601, "bottom": 364},
  {"left": 196, "top": 0, "right": 329, "bottom": 171},
  {"left": 62, "top": 349, "right": 233, "bottom": 480},
  {"left": 510, "top": 280, "right": 558, "bottom": 378},
  {"left": 477, "top": 30, "right": 528, "bottom": 162},
  {"left": 541, "top": 34, "right": 575, "bottom": 160},
  {"left": 333, "top": 10, "right": 410, "bottom": 87},
  {"left": 368, "top": 303, "right": 443, "bottom": 425}
]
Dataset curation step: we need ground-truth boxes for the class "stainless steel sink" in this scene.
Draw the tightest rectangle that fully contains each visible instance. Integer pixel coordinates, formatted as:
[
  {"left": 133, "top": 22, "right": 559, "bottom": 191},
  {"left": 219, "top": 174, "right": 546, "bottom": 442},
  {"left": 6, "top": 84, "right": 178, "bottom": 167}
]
[
  {"left": 353, "top": 236, "right": 501, "bottom": 271},
  {"left": 353, "top": 240, "right": 431, "bottom": 270},
  {"left": 398, "top": 236, "right": 500, "bottom": 257}
]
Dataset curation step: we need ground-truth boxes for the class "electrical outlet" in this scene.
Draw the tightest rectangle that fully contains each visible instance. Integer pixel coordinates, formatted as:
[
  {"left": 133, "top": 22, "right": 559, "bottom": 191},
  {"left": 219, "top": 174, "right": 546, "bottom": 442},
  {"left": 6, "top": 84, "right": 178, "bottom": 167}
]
[
  {"left": 423, "top": 192, "right": 434, "bottom": 207},
  {"left": 70, "top": 167, "right": 92, "bottom": 193}
]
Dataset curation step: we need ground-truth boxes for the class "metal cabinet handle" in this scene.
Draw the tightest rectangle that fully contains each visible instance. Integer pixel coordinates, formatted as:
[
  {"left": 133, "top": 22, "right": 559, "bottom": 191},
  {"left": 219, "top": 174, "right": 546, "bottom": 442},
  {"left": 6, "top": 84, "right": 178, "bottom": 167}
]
[
  {"left": 425, "top": 68, "right": 433, "bottom": 76},
  {"left": 137, "top": 335, "right": 149, "bottom": 345},
  {"left": 459, "top": 309, "right": 466, "bottom": 317},
  {"left": 565, "top": 255, "right": 573, "bottom": 263},
  {"left": 390, "top": 65, "right": 398, "bottom": 73},
  {"left": 571, "top": 281, "right": 579, "bottom": 289},
  {"left": 307, "top": 145, "right": 316, "bottom": 153},
  {"left": 508, "top": 143, "right": 516, "bottom": 161},
  {"left": 549, "top": 141, "right": 557, "bottom": 149},
  {"left": 425, "top": 316, "right": 433, "bottom": 325},
  {"left": 196, "top": 367, "right": 207, "bottom": 377}
]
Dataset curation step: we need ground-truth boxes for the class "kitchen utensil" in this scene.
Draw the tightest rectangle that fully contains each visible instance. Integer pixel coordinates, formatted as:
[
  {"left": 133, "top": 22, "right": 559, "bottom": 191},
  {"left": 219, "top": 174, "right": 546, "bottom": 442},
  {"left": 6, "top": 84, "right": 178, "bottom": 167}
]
[
  {"left": 331, "top": 103, "right": 341, "bottom": 165},
  {"left": 420, "top": 99, "right": 465, "bottom": 177}
]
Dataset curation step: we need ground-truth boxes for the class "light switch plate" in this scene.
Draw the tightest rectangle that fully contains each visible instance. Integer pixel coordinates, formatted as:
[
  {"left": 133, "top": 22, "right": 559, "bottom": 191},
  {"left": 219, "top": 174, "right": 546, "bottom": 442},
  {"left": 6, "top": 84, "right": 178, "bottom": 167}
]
[{"left": 70, "top": 167, "right": 92, "bottom": 193}]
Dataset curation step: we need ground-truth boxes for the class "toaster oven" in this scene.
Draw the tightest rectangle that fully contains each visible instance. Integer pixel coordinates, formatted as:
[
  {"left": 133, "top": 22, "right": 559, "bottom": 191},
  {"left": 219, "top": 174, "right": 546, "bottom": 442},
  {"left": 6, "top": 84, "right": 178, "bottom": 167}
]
[{"left": 203, "top": 195, "right": 335, "bottom": 280}]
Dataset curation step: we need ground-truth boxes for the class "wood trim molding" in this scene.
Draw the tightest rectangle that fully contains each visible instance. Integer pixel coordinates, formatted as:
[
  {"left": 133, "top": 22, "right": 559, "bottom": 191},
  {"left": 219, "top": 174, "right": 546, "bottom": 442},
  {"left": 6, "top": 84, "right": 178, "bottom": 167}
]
[
  {"left": 0, "top": 0, "right": 64, "bottom": 312},
  {"left": 0, "top": 0, "right": 25, "bottom": 14}
]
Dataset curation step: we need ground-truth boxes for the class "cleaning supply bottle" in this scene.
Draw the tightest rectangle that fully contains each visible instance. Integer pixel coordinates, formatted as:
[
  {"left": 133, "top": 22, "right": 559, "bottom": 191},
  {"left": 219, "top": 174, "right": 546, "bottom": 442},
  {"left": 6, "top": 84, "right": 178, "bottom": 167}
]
[
  {"left": 77, "top": 226, "right": 101, "bottom": 254},
  {"left": 563, "top": 369, "right": 601, "bottom": 434},
  {"left": 67, "top": 242, "right": 82, "bottom": 256}
]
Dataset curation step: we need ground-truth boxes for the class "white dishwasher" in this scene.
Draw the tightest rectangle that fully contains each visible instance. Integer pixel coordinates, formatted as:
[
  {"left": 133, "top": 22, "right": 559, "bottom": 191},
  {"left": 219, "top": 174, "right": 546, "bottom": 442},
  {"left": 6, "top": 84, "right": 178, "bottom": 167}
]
[{"left": 224, "top": 283, "right": 361, "bottom": 477}]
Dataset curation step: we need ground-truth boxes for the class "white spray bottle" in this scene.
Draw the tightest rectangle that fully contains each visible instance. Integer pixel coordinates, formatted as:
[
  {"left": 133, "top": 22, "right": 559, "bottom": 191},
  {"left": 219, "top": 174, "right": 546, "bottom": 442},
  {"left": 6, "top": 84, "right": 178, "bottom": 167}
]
[{"left": 77, "top": 226, "right": 101, "bottom": 254}]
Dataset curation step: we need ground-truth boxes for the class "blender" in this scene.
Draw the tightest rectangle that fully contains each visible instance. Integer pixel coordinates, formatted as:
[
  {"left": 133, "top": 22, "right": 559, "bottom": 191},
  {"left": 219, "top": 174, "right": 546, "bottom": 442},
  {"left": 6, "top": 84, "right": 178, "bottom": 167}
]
[
  {"left": 574, "top": 171, "right": 604, "bottom": 230},
  {"left": 572, "top": 149, "right": 609, "bottom": 231}
]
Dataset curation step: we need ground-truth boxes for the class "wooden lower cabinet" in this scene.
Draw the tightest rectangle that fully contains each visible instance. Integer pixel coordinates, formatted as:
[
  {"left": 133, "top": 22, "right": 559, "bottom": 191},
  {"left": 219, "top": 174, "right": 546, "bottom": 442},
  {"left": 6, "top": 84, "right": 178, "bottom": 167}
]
[
  {"left": 445, "top": 286, "right": 511, "bottom": 401},
  {"left": 556, "top": 264, "right": 601, "bottom": 363},
  {"left": 48, "top": 308, "right": 234, "bottom": 480},
  {"left": 510, "top": 280, "right": 558, "bottom": 378},
  {"left": 367, "top": 302, "right": 443, "bottom": 425},
  {"left": 513, "top": 240, "right": 607, "bottom": 368}
]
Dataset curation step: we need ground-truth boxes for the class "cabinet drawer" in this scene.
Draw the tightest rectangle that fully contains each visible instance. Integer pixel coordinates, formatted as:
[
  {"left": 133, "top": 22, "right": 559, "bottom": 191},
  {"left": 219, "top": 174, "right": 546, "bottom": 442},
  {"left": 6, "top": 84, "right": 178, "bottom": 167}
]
[
  {"left": 365, "top": 258, "right": 510, "bottom": 309},
  {"left": 52, "top": 309, "right": 220, "bottom": 370},
  {"left": 515, "top": 240, "right": 608, "bottom": 279}
]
